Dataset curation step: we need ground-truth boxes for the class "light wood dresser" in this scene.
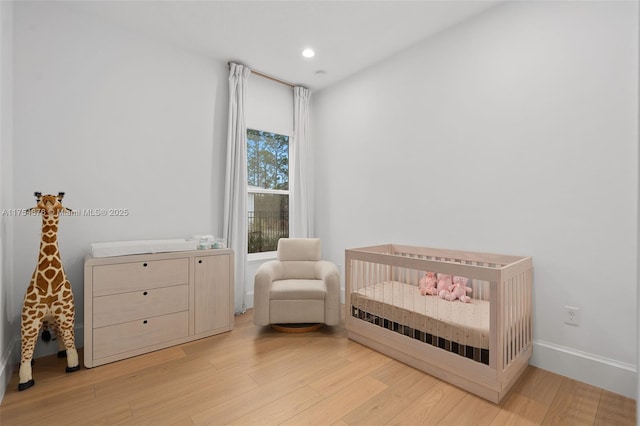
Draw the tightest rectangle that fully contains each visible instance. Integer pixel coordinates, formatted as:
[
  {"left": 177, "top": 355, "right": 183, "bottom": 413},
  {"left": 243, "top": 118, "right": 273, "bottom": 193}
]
[{"left": 83, "top": 249, "right": 234, "bottom": 368}]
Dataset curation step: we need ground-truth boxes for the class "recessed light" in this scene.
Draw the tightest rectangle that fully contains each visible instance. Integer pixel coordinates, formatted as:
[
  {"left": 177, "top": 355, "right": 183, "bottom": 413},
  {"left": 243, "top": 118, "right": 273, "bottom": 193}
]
[{"left": 302, "top": 48, "right": 315, "bottom": 58}]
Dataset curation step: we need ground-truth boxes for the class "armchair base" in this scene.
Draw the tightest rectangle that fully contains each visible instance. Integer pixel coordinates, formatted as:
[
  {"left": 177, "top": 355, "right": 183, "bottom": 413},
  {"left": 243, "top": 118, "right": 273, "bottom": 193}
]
[{"left": 271, "top": 323, "right": 323, "bottom": 333}]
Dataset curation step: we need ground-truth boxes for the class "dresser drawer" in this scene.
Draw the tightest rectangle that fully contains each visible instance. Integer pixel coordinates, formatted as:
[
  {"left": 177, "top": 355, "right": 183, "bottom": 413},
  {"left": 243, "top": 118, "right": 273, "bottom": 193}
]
[
  {"left": 92, "top": 285, "right": 189, "bottom": 328},
  {"left": 91, "top": 258, "right": 189, "bottom": 296},
  {"left": 93, "top": 310, "right": 189, "bottom": 360}
]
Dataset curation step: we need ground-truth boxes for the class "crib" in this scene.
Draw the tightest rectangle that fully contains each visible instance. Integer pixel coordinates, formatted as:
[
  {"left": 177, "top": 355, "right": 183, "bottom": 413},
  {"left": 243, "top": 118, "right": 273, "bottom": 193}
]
[{"left": 345, "top": 244, "right": 533, "bottom": 403}]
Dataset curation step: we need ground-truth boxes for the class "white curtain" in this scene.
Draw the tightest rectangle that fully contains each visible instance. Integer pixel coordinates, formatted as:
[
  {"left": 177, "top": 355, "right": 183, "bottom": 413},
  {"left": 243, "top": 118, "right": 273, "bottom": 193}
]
[
  {"left": 290, "top": 86, "right": 313, "bottom": 238},
  {"left": 223, "top": 63, "right": 251, "bottom": 314}
]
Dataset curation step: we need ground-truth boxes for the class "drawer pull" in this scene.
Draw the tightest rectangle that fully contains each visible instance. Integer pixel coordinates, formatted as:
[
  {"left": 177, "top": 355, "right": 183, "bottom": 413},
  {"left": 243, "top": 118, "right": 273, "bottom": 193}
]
[
  {"left": 143, "top": 291, "right": 148, "bottom": 296},
  {"left": 143, "top": 320, "right": 148, "bottom": 324},
  {"left": 143, "top": 263, "right": 148, "bottom": 267},
  {"left": 198, "top": 260, "right": 203, "bottom": 264}
]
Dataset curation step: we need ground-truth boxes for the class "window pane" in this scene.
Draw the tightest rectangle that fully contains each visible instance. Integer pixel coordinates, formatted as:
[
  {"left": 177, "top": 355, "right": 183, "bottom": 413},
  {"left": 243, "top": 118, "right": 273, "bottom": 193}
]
[
  {"left": 247, "top": 128, "right": 290, "bottom": 254},
  {"left": 248, "top": 193, "right": 289, "bottom": 254},
  {"left": 247, "top": 129, "right": 289, "bottom": 190}
]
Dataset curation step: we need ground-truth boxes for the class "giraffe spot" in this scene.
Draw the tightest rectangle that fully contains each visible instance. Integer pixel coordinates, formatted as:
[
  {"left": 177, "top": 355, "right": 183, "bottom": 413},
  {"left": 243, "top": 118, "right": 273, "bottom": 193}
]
[
  {"left": 44, "top": 268, "right": 56, "bottom": 279},
  {"left": 39, "top": 258, "right": 60, "bottom": 270},
  {"left": 36, "top": 275, "right": 48, "bottom": 287},
  {"left": 43, "top": 245, "right": 57, "bottom": 255},
  {"left": 42, "top": 225, "right": 56, "bottom": 233},
  {"left": 42, "top": 235, "right": 56, "bottom": 244}
]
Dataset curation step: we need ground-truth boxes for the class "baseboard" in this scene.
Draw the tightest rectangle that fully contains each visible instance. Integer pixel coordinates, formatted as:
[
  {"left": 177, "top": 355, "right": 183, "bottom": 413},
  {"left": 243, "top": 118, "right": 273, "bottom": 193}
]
[
  {"left": 531, "top": 339, "right": 637, "bottom": 399},
  {"left": 0, "top": 335, "right": 18, "bottom": 402},
  {"left": 245, "top": 291, "right": 254, "bottom": 311}
]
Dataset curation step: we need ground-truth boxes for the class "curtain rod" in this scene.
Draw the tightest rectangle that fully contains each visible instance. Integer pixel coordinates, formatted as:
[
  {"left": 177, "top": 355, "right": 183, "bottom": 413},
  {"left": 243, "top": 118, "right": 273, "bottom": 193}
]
[{"left": 228, "top": 61, "right": 295, "bottom": 88}]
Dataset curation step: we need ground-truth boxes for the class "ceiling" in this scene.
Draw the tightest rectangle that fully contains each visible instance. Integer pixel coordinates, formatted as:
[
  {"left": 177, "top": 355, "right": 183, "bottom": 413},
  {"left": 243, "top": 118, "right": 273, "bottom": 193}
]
[{"left": 64, "top": 0, "right": 501, "bottom": 91}]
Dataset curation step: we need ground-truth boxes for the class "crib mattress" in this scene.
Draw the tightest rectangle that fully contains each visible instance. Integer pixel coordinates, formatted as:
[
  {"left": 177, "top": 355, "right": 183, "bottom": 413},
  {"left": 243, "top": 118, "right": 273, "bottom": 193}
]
[{"left": 351, "top": 281, "right": 490, "bottom": 349}]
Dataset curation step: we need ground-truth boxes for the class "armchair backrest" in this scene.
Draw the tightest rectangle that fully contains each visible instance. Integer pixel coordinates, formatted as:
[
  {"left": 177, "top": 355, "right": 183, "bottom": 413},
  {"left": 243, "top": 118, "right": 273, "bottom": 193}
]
[
  {"left": 277, "top": 238, "right": 321, "bottom": 261},
  {"left": 276, "top": 238, "right": 321, "bottom": 279}
]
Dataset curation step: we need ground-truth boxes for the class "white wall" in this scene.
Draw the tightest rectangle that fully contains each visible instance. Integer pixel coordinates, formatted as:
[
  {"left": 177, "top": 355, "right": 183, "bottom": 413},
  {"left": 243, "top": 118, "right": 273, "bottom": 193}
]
[
  {"left": 0, "top": 0, "right": 15, "bottom": 402},
  {"left": 246, "top": 73, "right": 293, "bottom": 139},
  {"left": 11, "top": 2, "right": 228, "bottom": 360},
  {"left": 313, "top": 1, "right": 638, "bottom": 397}
]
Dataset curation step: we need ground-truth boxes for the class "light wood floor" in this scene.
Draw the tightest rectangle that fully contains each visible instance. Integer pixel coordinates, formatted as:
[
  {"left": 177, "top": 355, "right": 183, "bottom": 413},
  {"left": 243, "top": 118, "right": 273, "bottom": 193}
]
[{"left": 0, "top": 310, "right": 635, "bottom": 425}]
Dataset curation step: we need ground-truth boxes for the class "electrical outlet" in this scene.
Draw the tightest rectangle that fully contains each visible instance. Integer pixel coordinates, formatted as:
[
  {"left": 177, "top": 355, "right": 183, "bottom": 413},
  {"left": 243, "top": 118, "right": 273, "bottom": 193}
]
[{"left": 564, "top": 305, "right": 580, "bottom": 326}]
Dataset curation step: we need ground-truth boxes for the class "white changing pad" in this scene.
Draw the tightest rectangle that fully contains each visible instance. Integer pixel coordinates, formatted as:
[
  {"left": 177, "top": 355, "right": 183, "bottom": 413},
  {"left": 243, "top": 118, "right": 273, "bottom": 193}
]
[{"left": 91, "top": 239, "right": 197, "bottom": 258}]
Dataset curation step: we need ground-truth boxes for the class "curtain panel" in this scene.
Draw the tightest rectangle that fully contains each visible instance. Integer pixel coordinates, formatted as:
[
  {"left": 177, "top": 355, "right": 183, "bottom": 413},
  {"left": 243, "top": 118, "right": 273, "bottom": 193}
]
[
  {"left": 290, "top": 86, "right": 313, "bottom": 238},
  {"left": 223, "top": 63, "right": 251, "bottom": 313}
]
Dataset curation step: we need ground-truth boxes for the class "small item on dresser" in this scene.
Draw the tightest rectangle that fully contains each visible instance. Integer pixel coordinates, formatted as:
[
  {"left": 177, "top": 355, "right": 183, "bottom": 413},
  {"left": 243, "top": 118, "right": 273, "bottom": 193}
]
[
  {"left": 198, "top": 236, "right": 210, "bottom": 250},
  {"left": 196, "top": 235, "right": 216, "bottom": 249}
]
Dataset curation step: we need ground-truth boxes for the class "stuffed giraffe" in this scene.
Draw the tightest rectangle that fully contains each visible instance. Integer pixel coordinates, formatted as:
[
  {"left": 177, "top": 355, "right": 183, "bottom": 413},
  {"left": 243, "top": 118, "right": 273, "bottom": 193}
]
[{"left": 18, "top": 192, "right": 79, "bottom": 391}]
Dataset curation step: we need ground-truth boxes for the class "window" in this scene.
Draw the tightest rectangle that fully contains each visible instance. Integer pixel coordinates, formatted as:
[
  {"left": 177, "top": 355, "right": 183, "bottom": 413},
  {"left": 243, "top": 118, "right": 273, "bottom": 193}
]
[{"left": 247, "top": 129, "right": 289, "bottom": 254}]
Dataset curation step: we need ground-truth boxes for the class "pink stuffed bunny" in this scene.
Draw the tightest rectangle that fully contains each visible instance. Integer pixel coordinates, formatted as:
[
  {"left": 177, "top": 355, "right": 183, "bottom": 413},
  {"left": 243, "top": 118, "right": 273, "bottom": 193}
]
[
  {"left": 437, "top": 273, "right": 453, "bottom": 299},
  {"left": 445, "top": 276, "right": 472, "bottom": 302},
  {"left": 418, "top": 271, "right": 437, "bottom": 295}
]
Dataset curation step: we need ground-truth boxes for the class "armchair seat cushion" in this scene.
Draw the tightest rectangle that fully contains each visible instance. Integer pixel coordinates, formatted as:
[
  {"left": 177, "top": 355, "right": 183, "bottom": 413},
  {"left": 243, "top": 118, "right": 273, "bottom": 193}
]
[{"left": 270, "top": 279, "right": 326, "bottom": 300}]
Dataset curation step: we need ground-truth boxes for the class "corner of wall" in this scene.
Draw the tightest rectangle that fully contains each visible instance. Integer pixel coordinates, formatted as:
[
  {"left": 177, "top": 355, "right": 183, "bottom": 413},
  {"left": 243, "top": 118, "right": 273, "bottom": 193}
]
[{"left": 0, "top": 0, "right": 14, "bottom": 404}]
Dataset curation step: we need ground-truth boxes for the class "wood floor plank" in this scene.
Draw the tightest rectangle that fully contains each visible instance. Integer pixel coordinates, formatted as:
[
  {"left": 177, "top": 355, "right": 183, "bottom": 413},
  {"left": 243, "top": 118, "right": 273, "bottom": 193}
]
[
  {"left": 0, "top": 310, "right": 635, "bottom": 426},
  {"left": 54, "top": 400, "right": 134, "bottom": 426},
  {"left": 127, "top": 369, "right": 259, "bottom": 421},
  {"left": 281, "top": 375, "right": 388, "bottom": 426},
  {"left": 368, "top": 359, "right": 426, "bottom": 386},
  {"left": 385, "top": 380, "right": 469, "bottom": 425},
  {"left": 542, "top": 377, "right": 602, "bottom": 425},
  {"left": 246, "top": 337, "right": 340, "bottom": 386},
  {"left": 490, "top": 392, "right": 549, "bottom": 425},
  {"left": 342, "top": 364, "right": 437, "bottom": 425},
  {"left": 189, "top": 349, "right": 338, "bottom": 426},
  {"left": 251, "top": 346, "right": 352, "bottom": 392},
  {"left": 440, "top": 392, "right": 501, "bottom": 425},
  {"left": 204, "top": 385, "right": 324, "bottom": 425},
  {"left": 308, "top": 347, "right": 391, "bottom": 397},
  {"left": 234, "top": 386, "right": 325, "bottom": 425},
  {"left": 510, "top": 366, "right": 563, "bottom": 407},
  {"left": 0, "top": 383, "right": 97, "bottom": 426},
  {"left": 594, "top": 389, "right": 636, "bottom": 426}
]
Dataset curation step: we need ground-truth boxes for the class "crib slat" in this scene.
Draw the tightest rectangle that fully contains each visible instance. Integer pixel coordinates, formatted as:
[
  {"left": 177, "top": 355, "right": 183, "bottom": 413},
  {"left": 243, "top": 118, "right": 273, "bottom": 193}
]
[{"left": 490, "top": 280, "right": 499, "bottom": 371}]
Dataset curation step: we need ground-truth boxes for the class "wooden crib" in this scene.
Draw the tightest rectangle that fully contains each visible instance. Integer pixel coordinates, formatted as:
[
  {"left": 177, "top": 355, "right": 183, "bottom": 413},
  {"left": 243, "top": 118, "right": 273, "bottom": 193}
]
[{"left": 345, "top": 244, "right": 533, "bottom": 403}]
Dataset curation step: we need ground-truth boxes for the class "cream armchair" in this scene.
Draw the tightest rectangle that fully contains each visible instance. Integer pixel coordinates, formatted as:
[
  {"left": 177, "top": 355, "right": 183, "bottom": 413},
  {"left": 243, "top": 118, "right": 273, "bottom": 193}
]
[{"left": 253, "top": 238, "right": 340, "bottom": 327}]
